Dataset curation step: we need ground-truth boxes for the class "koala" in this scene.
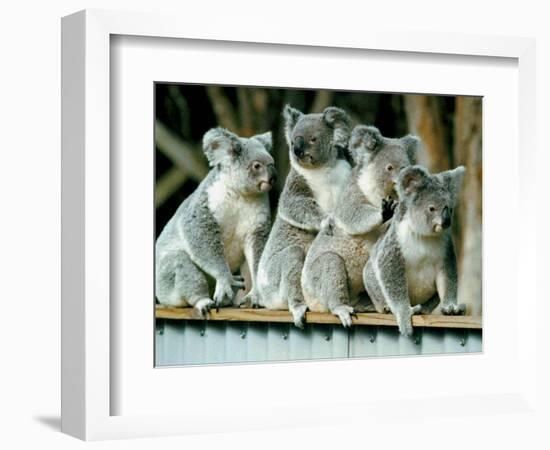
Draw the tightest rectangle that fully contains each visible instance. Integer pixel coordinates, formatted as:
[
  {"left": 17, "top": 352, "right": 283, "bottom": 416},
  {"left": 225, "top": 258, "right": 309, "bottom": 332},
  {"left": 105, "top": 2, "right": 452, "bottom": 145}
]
[
  {"left": 363, "top": 165, "right": 467, "bottom": 337},
  {"left": 155, "top": 127, "right": 277, "bottom": 317},
  {"left": 301, "top": 125, "right": 419, "bottom": 327},
  {"left": 256, "top": 105, "right": 352, "bottom": 327}
]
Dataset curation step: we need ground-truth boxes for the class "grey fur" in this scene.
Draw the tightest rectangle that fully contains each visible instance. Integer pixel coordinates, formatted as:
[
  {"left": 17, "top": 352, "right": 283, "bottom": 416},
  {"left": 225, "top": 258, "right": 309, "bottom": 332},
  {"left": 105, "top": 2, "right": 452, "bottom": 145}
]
[
  {"left": 302, "top": 126, "right": 418, "bottom": 326},
  {"left": 256, "top": 105, "right": 352, "bottom": 327},
  {"left": 363, "top": 165, "right": 467, "bottom": 337},
  {"left": 156, "top": 127, "right": 276, "bottom": 317}
]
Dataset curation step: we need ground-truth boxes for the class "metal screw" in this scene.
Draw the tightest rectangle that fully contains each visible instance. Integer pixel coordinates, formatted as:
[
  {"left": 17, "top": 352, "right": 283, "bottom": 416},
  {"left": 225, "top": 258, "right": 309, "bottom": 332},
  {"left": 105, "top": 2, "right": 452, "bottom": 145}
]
[
  {"left": 369, "top": 335, "right": 376, "bottom": 343},
  {"left": 414, "top": 336, "right": 421, "bottom": 345},
  {"left": 199, "top": 329, "right": 205, "bottom": 337},
  {"left": 240, "top": 331, "right": 246, "bottom": 339},
  {"left": 459, "top": 338, "right": 466, "bottom": 347},
  {"left": 324, "top": 334, "right": 331, "bottom": 341},
  {"left": 282, "top": 333, "right": 288, "bottom": 340}
]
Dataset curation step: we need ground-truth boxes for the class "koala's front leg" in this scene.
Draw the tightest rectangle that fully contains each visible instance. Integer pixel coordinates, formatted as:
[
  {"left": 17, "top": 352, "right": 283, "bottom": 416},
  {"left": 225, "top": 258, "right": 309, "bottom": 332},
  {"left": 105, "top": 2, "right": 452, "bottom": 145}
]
[
  {"left": 363, "top": 259, "right": 389, "bottom": 313},
  {"left": 238, "top": 226, "right": 270, "bottom": 308},
  {"left": 436, "top": 240, "right": 466, "bottom": 315},
  {"left": 279, "top": 245, "right": 308, "bottom": 328},
  {"left": 181, "top": 208, "right": 245, "bottom": 308},
  {"left": 368, "top": 243, "right": 417, "bottom": 337}
]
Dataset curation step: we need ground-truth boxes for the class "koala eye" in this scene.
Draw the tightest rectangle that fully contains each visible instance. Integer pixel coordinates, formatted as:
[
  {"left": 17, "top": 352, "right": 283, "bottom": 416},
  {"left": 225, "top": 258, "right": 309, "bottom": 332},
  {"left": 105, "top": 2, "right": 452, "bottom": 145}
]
[
  {"left": 428, "top": 205, "right": 436, "bottom": 212},
  {"left": 309, "top": 136, "right": 317, "bottom": 143},
  {"left": 386, "top": 164, "right": 394, "bottom": 172},
  {"left": 252, "top": 162, "right": 262, "bottom": 171}
]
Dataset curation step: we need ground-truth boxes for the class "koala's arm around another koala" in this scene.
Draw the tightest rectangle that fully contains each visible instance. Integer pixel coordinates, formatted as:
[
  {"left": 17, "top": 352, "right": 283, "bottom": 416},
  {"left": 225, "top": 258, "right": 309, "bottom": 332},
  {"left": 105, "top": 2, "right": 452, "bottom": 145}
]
[
  {"left": 333, "top": 184, "right": 392, "bottom": 236},
  {"left": 278, "top": 171, "right": 326, "bottom": 232},
  {"left": 334, "top": 200, "right": 384, "bottom": 236}
]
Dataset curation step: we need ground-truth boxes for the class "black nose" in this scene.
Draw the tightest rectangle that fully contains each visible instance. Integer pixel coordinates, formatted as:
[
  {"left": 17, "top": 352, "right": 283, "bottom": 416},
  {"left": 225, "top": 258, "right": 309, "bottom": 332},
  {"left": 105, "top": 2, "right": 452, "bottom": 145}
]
[
  {"left": 442, "top": 207, "right": 451, "bottom": 229},
  {"left": 293, "top": 136, "right": 305, "bottom": 157}
]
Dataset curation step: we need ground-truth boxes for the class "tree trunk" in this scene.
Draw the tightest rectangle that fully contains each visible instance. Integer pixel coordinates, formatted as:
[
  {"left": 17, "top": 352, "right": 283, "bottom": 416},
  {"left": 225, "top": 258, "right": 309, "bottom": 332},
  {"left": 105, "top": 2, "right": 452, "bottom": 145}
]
[
  {"left": 404, "top": 95, "right": 451, "bottom": 172},
  {"left": 454, "top": 97, "right": 483, "bottom": 315}
]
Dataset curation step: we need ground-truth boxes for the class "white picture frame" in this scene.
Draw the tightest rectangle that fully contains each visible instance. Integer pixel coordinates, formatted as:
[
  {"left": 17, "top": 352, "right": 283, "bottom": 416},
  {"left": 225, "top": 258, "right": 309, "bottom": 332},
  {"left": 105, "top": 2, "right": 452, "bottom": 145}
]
[{"left": 61, "top": 9, "right": 538, "bottom": 441}]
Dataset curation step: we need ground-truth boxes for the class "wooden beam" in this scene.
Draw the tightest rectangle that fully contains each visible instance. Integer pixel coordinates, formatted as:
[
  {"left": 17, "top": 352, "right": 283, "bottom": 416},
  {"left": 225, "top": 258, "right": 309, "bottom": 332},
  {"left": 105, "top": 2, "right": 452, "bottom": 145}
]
[
  {"left": 155, "top": 306, "right": 482, "bottom": 330},
  {"left": 155, "top": 120, "right": 208, "bottom": 182},
  {"left": 206, "top": 86, "right": 239, "bottom": 132},
  {"left": 155, "top": 166, "right": 187, "bottom": 208}
]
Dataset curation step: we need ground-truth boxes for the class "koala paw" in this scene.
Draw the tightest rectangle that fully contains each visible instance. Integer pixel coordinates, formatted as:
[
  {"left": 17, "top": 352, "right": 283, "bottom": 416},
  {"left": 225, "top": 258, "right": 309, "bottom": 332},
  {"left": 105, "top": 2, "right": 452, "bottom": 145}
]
[
  {"left": 440, "top": 302, "right": 466, "bottom": 315},
  {"left": 398, "top": 321, "right": 414, "bottom": 338},
  {"left": 411, "top": 304, "right": 423, "bottom": 315},
  {"left": 194, "top": 298, "right": 215, "bottom": 318},
  {"left": 290, "top": 304, "right": 307, "bottom": 329},
  {"left": 395, "top": 307, "right": 417, "bottom": 337},
  {"left": 237, "top": 289, "right": 261, "bottom": 309},
  {"left": 320, "top": 216, "right": 335, "bottom": 236},
  {"left": 381, "top": 197, "right": 397, "bottom": 223},
  {"left": 213, "top": 275, "right": 246, "bottom": 309},
  {"left": 332, "top": 304, "right": 355, "bottom": 328}
]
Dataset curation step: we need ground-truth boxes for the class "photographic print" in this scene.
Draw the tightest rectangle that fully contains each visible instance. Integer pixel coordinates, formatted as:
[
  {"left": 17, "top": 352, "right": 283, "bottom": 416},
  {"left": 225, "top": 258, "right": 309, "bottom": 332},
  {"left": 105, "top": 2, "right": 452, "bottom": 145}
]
[{"left": 154, "top": 84, "right": 482, "bottom": 366}]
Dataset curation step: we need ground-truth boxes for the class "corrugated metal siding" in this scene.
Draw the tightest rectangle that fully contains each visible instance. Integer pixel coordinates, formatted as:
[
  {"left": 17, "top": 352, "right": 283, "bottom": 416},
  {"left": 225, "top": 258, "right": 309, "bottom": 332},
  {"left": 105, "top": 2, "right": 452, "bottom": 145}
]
[{"left": 155, "top": 320, "right": 482, "bottom": 366}]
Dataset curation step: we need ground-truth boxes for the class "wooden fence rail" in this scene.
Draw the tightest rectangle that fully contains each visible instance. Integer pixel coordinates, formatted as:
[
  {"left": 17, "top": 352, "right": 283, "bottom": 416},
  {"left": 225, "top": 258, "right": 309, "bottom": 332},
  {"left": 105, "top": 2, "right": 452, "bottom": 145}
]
[{"left": 155, "top": 306, "right": 482, "bottom": 329}]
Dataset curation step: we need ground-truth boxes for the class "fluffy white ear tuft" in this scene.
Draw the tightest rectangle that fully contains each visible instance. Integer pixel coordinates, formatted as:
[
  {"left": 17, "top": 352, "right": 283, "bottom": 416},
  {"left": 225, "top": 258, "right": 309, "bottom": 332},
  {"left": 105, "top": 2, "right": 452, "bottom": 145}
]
[
  {"left": 400, "top": 134, "right": 420, "bottom": 164},
  {"left": 283, "top": 105, "right": 303, "bottom": 147},
  {"left": 253, "top": 131, "right": 273, "bottom": 153},
  {"left": 202, "top": 127, "right": 241, "bottom": 166},
  {"left": 439, "top": 165, "right": 466, "bottom": 202},
  {"left": 322, "top": 106, "right": 351, "bottom": 150},
  {"left": 348, "top": 125, "right": 382, "bottom": 165},
  {"left": 397, "top": 165, "right": 429, "bottom": 199}
]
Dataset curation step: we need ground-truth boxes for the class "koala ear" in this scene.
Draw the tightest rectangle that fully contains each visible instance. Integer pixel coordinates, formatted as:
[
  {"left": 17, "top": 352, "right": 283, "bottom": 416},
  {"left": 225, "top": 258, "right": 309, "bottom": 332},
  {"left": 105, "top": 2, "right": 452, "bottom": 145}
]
[
  {"left": 397, "top": 165, "right": 429, "bottom": 199},
  {"left": 323, "top": 106, "right": 351, "bottom": 129},
  {"left": 350, "top": 125, "right": 382, "bottom": 152},
  {"left": 349, "top": 125, "right": 382, "bottom": 164},
  {"left": 323, "top": 106, "right": 351, "bottom": 150},
  {"left": 438, "top": 165, "right": 466, "bottom": 202},
  {"left": 400, "top": 134, "right": 420, "bottom": 164},
  {"left": 202, "top": 127, "right": 242, "bottom": 167},
  {"left": 283, "top": 105, "right": 303, "bottom": 147},
  {"left": 252, "top": 131, "right": 273, "bottom": 153}
]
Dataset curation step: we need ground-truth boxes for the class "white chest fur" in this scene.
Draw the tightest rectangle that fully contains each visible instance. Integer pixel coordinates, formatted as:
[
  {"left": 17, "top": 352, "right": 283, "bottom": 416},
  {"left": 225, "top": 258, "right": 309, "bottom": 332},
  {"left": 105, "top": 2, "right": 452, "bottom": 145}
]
[
  {"left": 207, "top": 174, "right": 267, "bottom": 272},
  {"left": 397, "top": 220, "right": 445, "bottom": 304},
  {"left": 357, "top": 165, "right": 382, "bottom": 207},
  {"left": 295, "top": 159, "right": 351, "bottom": 213}
]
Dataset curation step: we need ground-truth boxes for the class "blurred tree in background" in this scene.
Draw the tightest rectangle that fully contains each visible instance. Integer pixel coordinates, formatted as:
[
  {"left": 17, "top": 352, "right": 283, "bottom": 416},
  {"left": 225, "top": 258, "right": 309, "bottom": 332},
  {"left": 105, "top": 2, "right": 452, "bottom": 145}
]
[{"left": 155, "top": 84, "right": 482, "bottom": 315}]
